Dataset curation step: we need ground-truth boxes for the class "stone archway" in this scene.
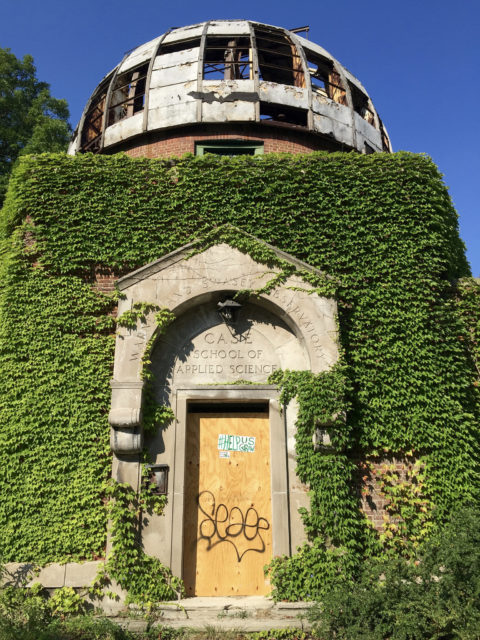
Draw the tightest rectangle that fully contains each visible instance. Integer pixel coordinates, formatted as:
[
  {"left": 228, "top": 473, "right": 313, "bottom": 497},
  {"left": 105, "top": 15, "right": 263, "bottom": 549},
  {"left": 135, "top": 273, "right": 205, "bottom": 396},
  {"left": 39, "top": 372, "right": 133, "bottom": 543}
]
[{"left": 108, "top": 237, "right": 339, "bottom": 579}]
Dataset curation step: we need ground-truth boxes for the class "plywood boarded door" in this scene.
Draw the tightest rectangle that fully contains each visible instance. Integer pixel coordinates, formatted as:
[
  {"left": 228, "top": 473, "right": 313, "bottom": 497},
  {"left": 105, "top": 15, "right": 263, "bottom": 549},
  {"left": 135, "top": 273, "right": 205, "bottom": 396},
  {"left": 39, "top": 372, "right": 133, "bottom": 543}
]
[{"left": 183, "top": 410, "right": 272, "bottom": 596}]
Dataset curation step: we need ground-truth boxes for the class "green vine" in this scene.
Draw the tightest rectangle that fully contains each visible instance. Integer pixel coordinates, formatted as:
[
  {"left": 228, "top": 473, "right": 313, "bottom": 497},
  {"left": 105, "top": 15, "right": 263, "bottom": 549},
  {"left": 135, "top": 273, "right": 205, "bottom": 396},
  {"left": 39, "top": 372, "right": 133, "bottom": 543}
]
[
  {"left": 102, "top": 479, "right": 183, "bottom": 606},
  {"left": 116, "top": 302, "right": 160, "bottom": 330},
  {"left": 104, "top": 304, "right": 178, "bottom": 603},
  {"left": 455, "top": 277, "right": 480, "bottom": 381},
  {"left": 363, "top": 453, "right": 435, "bottom": 558},
  {"left": 140, "top": 307, "right": 175, "bottom": 380},
  {"left": 266, "top": 366, "right": 373, "bottom": 600},
  {"left": 0, "top": 151, "right": 478, "bottom": 605},
  {"left": 154, "top": 308, "right": 175, "bottom": 333},
  {"left": 142, "top": 394, "right": 175, "bottom": 435},
  {"left": 187, "top": 224, "right": 337, "bottom": 299}
]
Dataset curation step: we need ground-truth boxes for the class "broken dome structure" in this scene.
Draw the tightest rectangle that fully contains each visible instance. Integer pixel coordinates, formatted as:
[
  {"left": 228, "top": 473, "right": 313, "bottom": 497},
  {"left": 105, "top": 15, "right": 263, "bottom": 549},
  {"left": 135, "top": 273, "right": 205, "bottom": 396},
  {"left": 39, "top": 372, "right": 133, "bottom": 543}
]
[{"left": 70, "top": 20, "right": 391, "bottom": 157}]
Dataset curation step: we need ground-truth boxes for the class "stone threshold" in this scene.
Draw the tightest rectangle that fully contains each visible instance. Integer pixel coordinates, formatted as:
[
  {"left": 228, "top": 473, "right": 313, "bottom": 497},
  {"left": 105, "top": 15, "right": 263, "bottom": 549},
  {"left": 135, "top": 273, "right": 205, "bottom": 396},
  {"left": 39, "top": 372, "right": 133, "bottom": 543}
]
[
  {"left": 120, "top": 596, "right": 314, "bottom": 632},
  {"left": 3, "top": 564, "right": 314, "bottom": 631}
]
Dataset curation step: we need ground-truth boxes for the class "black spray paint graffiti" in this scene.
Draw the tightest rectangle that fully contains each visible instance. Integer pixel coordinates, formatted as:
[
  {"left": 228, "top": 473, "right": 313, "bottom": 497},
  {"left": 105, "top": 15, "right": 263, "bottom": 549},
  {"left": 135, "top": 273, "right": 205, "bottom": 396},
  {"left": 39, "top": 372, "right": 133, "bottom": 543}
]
[{"left": 197, "top": 490, "right": 270, "bottom": 562}]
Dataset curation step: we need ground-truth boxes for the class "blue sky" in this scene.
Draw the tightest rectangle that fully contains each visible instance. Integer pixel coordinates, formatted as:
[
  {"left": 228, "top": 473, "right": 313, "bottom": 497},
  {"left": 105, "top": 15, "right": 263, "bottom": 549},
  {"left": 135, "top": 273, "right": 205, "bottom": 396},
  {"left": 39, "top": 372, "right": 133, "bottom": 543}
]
[{"left": 2, "top": 0, "right": 479, "bottom": 275}]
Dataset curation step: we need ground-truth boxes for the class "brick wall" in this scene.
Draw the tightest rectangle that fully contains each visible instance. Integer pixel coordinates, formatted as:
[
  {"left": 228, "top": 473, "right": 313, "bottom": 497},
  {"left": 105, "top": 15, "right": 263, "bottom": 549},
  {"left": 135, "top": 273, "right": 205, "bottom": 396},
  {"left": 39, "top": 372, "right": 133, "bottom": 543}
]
[
  {"left": 359, "top": 458, "right": 412, "bottom": 531},
  {"left": 93, "top": 268, "right": 117, "bottom": 295},
  {"left": 104, "top": 123, "right": 343, "bottom": 159}
]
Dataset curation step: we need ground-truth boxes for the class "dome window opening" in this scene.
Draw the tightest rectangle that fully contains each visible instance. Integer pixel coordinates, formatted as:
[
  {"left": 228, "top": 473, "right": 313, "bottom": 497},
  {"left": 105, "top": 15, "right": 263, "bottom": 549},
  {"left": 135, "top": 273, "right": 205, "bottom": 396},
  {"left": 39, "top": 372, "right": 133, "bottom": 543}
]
[
  {"left": 157, "top": 37, "right": 201, "bottom": 55},
  {"left": 379, "top": 118, "right": 391, "bottom": 152},
  {"left": 304, "top": 48, "right": 347, "bottom": 105},
  {"left": 260, "top": 102, "right": 308, "bottom": 127},
  {"left": 348, "top": 81, "right": 375, "bottom": 126},
  {"left": 108, "top": 63, "right": 149, "bottom": 126},
  {"left": 253, "top": 25, "right": 305, "bottom": 88},
  {"left": 203, "top": 36, "right": 253, "bottom": 80},
  {"left": 80, "top": 80, "right": 109, "bottom": 153}
]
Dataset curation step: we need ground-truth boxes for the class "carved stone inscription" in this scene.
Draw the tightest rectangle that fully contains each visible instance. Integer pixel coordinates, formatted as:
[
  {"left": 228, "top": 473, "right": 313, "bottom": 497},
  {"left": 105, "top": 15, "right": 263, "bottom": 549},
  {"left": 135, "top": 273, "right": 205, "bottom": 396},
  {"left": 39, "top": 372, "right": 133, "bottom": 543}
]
[
  {"left": 114, "top": 244, "right": 339, "bottom": 385},
  {"left": 149, "top": 301, "right": 306, "bottom": 393},
  {"left": 172, "top": 322, "right": 282, "bottom": 385}
]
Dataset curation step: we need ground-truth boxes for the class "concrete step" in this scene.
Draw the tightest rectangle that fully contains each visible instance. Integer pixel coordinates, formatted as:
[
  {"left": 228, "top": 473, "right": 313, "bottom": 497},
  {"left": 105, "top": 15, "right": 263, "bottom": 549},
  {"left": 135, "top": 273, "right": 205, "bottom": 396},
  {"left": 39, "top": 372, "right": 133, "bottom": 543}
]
[{"left": 118, "top": 596, "right": 313, "bottom": 632}]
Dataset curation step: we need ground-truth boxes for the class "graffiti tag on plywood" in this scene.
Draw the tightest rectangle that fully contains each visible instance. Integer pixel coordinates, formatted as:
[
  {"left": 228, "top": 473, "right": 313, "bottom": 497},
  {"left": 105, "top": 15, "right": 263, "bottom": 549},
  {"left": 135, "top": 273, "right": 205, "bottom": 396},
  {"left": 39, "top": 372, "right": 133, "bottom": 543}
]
[{"left": 197, "top": 490, "right": 270, "bottom": 562}]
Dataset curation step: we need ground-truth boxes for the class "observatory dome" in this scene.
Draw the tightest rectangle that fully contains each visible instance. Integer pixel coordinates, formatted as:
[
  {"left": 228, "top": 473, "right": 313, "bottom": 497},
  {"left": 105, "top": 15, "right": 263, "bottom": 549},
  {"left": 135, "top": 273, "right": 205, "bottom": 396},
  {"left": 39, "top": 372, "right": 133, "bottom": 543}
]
[{"left": 70, "top": 20, "right": 391, "bottom": 157}]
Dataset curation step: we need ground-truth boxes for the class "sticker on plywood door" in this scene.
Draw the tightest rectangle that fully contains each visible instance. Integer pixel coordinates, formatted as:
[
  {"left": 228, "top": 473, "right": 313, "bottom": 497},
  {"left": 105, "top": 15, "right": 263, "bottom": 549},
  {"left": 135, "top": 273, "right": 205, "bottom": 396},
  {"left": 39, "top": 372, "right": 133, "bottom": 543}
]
[{"left": 217, "top": 434, "right": 256, "bottom": 452}]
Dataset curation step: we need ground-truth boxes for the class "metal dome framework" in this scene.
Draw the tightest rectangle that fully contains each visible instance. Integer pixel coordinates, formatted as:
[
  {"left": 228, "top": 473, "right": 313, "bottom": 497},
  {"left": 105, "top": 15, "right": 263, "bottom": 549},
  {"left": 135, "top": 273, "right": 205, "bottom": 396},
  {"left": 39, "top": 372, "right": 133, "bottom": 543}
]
[{"left": 71, "top": 20, "right": 391, "bottom": 155}]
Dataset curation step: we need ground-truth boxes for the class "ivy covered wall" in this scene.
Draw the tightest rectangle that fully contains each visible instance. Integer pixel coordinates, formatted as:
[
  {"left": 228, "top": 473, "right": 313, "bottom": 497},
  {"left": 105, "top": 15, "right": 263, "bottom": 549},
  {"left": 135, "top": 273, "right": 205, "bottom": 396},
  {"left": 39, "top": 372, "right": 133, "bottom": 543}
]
[{"left": 0, "top": 152, "right": 478, "bottom": 597}]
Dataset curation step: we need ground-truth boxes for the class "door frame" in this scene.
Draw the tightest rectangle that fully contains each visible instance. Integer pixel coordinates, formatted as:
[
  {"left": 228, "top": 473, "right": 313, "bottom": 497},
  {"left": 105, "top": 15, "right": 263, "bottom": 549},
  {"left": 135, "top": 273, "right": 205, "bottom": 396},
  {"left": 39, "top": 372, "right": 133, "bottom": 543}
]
[{"left": 170, "top": 385, "right": 290, "bottom": 579}]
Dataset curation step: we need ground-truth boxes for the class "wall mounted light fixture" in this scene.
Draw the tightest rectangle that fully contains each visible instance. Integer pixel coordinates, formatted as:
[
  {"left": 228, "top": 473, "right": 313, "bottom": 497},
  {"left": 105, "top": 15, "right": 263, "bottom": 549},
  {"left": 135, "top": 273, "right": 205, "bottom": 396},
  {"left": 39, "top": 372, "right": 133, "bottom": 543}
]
[
  {"left": 312, "top": 427, "right": 332, "bottom": 452},
  {"left": 217, "top": 299, "right": 242, "bottom": 325},
  {"left": 145, "top": 463, "right": 169, "bottom": 495}
]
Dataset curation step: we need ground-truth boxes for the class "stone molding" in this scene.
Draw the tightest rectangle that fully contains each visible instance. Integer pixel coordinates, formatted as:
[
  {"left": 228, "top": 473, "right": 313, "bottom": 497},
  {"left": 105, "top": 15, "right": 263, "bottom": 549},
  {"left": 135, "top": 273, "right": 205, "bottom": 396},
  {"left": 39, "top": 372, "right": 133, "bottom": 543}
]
[{"left": 108, "top": 407, "right": 143, "bottom": 429}]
